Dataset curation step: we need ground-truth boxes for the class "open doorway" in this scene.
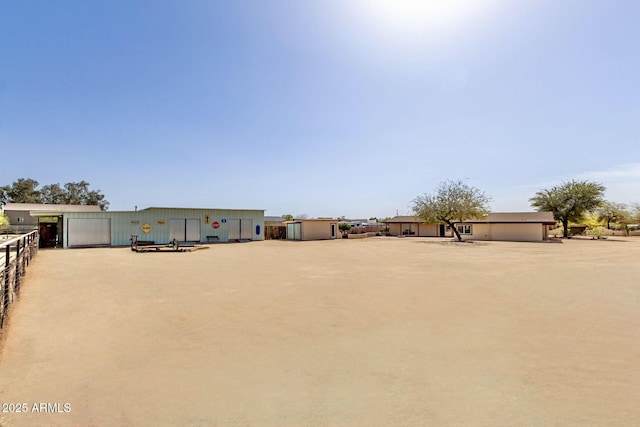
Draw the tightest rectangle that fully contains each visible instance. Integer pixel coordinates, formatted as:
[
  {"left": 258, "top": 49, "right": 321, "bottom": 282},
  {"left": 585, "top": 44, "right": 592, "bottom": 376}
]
[{"left": 38, "top": 216, "right": 61, "bottom": 248}]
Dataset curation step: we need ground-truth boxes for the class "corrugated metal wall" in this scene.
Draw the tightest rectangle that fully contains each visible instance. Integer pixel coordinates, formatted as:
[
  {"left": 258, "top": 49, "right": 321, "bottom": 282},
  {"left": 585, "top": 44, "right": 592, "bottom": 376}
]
[
  {"left": 287, "top": 223, "right": 301, "bottom": 240},
  {"left": 59, "top": 208, "right": 264, "bottom": 248}
]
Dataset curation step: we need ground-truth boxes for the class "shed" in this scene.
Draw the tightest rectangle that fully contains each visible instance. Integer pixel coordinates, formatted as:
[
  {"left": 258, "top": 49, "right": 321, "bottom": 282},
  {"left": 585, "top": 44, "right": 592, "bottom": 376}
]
[
  {"left": 285, "top": 219, "right": 339, "bottom": 241},
  {"left": 454, "top": 212, "right": 556, "bottom": 242}
]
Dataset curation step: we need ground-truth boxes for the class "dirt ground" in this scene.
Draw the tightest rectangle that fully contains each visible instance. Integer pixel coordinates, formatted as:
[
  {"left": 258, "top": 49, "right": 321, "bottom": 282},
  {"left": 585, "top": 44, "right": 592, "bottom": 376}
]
[{"left": 0, "top": 237, "right": 639, "bottom": 426}]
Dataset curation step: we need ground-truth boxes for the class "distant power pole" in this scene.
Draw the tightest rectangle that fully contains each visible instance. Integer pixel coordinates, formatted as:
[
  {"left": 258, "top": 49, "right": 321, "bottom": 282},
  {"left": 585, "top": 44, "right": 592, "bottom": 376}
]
[{"left": 396, "top": 209, "right": 399, "bottom": 216}]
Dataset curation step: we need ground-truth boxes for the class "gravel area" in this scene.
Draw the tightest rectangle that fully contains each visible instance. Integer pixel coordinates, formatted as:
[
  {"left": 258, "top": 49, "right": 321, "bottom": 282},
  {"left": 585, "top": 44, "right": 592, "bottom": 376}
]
[{"left": 1, "top": 237, "right": 639, "bottom": 426}]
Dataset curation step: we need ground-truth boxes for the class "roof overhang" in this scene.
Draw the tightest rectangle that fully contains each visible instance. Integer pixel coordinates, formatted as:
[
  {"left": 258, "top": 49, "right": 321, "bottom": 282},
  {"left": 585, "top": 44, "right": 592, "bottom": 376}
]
[
  {"left": 454, "top": 220, "right": 556, "bottom": 225},
  {"left": 285, "top": 219, "right": 339, "bottom": 223},
  {"left": 30, "top": 211, "right": 67, "bottom": 217}
]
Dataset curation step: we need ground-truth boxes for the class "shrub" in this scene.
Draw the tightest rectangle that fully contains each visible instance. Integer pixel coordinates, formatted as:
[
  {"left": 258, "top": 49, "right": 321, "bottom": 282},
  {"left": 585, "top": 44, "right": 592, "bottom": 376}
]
[{"left": 586, "top": 226, "right": 606, "bottom": 239}]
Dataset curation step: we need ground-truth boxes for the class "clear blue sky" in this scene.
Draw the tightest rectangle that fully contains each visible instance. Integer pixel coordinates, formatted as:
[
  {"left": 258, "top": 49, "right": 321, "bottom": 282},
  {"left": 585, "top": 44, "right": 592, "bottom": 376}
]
[{"left": 1, "top": 0, "right": 639, "bottom": 218}]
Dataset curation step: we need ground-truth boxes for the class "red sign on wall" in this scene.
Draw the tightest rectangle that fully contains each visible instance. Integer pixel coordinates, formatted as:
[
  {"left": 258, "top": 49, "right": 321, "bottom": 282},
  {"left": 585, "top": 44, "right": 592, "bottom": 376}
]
[{"left": 212, "top": 221, "right": 220, "bottom": 229}]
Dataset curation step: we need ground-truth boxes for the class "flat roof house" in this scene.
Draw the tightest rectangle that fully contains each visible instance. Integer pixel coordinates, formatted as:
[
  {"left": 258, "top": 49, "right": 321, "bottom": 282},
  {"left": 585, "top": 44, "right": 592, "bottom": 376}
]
[{"left": 454, "top": 212, "right": 556, "bottom": 242}]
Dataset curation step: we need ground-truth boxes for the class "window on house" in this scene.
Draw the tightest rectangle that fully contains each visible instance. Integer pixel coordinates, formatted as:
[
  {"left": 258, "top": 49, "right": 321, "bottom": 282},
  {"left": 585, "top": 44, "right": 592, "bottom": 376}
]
[
  {"left": 456, "top": 224, "right": 472, "bottom": 234},
  {"left": 17, "top": 217, "right": 25, "bottom": 223}
]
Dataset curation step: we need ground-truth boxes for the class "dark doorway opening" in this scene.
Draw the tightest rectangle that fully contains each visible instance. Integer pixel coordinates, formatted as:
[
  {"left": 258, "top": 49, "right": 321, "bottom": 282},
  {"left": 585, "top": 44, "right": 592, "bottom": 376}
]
[{"left": 39, "top": 222, "right": 58, "bottom": 248}]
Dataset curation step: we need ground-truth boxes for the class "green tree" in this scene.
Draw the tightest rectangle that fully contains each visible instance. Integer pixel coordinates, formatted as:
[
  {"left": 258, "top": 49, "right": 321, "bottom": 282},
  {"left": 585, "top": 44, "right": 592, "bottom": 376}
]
[
  {"left": 282, "top": 214, "right": 294, "bottom": 221},
  {"left": 1, "top": 178, "right": 110, "bottom": 210},
  {"left": 40, "top": 183, "right": 67, "bottom": 204},
  {"left": 2, "top": 178, "right": 41, "bottom": 203},
  {"left": 529, "top": 180, "right": 605, "bottom": 238},
  {"left": 632, "top": 204, "right": 640, "bottom": 219},
  {"left": 578, "top": 214, "right": 605, "bottom": 229},
  {"left": 339, "top": 223, "right": 351, "bottom": 237},
  {"left": 596, "top": 201, "right": 630, "bottom": 229},
  {"left": 63, "top": 181, "right": 109, "bottom": 210},
  {"left": 0, "top": 212, "right": 9, "bottom": 227},
  {"left": 412, "top": 179, "right": 491, "bottom": 241}
]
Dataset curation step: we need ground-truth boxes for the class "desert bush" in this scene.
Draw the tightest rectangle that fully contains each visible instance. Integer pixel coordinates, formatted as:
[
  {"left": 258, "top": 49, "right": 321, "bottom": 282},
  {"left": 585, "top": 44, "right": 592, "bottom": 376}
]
[{"left": 586, "top": 226, "right": 606, "bottom": 239}]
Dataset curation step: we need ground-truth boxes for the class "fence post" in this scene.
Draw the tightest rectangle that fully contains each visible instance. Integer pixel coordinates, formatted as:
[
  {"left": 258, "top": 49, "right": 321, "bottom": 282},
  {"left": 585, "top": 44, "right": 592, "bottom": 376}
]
[
  {"left": 26, "top": 234, "right": 30, "bottom": 266},
  {"left": 16, "top": 240, "right": 22, "bottom": 293},
  {"left": 21, "top": 236, "right": 27, "bottom": 271}
]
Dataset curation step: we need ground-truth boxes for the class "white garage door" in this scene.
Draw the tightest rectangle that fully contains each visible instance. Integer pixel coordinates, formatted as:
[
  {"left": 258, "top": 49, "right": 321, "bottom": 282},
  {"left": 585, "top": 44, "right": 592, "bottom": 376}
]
[
  {"left": 228, "top": 219, "right": 240, "bottom": 240},
  {"left": 186, "top": 219, "right": 200, "bottom": 241},
  {"left": 169, "top": 219, "right": 201, "bottom": 242},
  {"left": 68, "top": 218, "right": 111, "bottom": 247},
  {"left": 241, "top": 219, "right": 253, "bottom": 240}
]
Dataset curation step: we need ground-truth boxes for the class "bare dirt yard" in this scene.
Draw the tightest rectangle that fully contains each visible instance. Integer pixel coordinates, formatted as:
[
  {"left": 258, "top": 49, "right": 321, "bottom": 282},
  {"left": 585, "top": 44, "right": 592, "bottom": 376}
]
[{"left": 1, "top": 237, "right": 639, "bottom": 426}]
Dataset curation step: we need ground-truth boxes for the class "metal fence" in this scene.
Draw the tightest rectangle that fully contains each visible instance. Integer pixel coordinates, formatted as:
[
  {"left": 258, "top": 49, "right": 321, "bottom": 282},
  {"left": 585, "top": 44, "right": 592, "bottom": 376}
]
[
  {"left": 0, "top": 225, "right": 38, "bottom": 236},
  {"left": 0, "top": 230, "right": 39, "bottom": 329}
]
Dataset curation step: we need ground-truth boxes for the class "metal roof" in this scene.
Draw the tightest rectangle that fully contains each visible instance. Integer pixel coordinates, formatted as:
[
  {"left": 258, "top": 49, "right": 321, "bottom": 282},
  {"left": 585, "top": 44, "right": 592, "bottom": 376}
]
[
  {"left": 29, "top": 206, "right": 265, "bottom": 216},
  {"left": 4, "top": 203, "right": 102, "bottom": 212},
  {"left": 141, "top": 207, "right": 264, "bottom": 212},
  {"left": 285, "top": 218, "right": 339, "bottom": 223}
]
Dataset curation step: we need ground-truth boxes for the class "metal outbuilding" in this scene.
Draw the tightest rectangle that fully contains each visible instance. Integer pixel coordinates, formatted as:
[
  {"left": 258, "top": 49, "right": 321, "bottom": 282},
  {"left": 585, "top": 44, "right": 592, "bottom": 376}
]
[
  {"left": 3, "top": 203, "right": 102, "bottom": 226},
  {"left": 3, "top": 203, "right": 103, "bottom": 247},
  {"left": 30, "top": 207, "right": 264, "bottom": 248}
]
